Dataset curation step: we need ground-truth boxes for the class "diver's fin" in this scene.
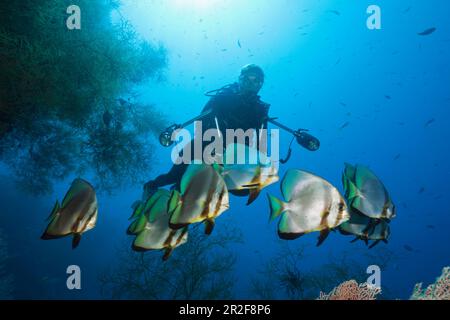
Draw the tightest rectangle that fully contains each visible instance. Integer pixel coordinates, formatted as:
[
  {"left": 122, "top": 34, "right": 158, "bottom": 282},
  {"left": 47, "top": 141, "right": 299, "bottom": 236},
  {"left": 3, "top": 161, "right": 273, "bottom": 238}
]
[
  {"left": 162, "top": 247, "right": 173, "bottom": 261},
  {"left": 72, "top": 234, "right": 82, "bottom": 249},
  {"left": 317, "top": 229, "right": 330, "bottom": 246},
  {"left": 46, "top": 200, "right": 60, "bottom": 221},
  {"left": 369, "top": 240, "right": 381, "bottom": 249},
  {"left": 267, "top": 193, "right": 286, "bottom": 221},
  {"left": 204, "top": 219, "right": 215, "bottom": 235}
]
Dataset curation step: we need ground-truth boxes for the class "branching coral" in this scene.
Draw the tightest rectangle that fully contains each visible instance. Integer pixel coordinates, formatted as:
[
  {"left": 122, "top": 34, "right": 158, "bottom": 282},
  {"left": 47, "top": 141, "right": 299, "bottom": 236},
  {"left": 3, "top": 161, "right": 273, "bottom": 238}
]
[
  {"left": 410, "top": 267, "right": 450, "bottom": 300},
  {"left": 317, "top": 280, "right": 381, "bottom": 300},
  {"left": 0, "top": 0, "right": 167, "bottom": 194},
  {"left": 99, "top": 226, "right": 243, "bottom": 300}
]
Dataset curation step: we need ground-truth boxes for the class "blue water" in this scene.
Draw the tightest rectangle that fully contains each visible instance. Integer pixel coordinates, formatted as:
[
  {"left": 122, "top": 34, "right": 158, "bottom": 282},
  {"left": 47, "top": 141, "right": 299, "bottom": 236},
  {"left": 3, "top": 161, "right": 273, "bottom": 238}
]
[{"left": 1, "top": 0, "right": 449, "bottom": 299}]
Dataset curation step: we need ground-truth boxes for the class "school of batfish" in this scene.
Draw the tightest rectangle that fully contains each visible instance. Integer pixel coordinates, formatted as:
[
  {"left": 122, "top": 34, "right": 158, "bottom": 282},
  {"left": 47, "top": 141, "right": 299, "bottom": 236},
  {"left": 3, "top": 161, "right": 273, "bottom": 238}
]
[{"left": 41, "top": 143, "right": 396, "bottom": 260}]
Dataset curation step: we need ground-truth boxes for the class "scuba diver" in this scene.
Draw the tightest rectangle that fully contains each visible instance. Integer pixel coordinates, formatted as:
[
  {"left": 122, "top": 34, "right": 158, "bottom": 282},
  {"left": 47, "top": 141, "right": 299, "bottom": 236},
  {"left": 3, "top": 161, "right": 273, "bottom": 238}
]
[
  {"left": 144, "top": 64, "right": 270, "bottom": 196},
  {"left": 144, "top": 63, "right": 320, "bottom": 197}
]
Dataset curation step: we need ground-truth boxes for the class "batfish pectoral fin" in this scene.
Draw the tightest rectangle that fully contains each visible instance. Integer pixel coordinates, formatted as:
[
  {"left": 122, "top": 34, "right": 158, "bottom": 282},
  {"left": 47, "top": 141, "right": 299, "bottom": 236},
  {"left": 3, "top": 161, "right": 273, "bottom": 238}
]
[
  {"left": 246, "top": 188, "right": 261, "bottom": 205},
  {"left": 72, "top": 233, "right": 82, "bottom": 249},
  {"left": 317, "top": 228, "right": 330, "bottom": 247},
  {"left": 204, "top": 219, "right": 215, "bottom": 235}
]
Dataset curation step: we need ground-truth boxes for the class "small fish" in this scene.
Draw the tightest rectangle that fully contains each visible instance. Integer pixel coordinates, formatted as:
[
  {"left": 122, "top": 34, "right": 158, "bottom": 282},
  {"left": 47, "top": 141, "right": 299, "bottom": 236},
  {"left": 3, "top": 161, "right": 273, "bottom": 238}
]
[
  {"left": 221, "top": 48, "right": 227, "bottom": 52},
  {"left": 385, "top": 95, "right": 392, "bottom": 100},
  {"left": 41, "top": 179, "right": 98, "bottom": 249},
  {"left": 237, "top": 40, "right": 241, "bottom": 48},
  {"left": 424, "top": 118, "right": 435, "bottom": 127},
  {"left": 168, "top": 164, "right": 229, "bottom": 235},
  {"left": 327, "top": 10, "right": 341, "bottom": 16},
  {"left": 339, "top": 121, "right": 350, "bottom": 130},
  {"left": 335, "top": 58, "right": 342, "bottom": 66},
  {"left": 403, "top": 245, "right": 414, "bottom": 252},
  {"left": 117, "top": 98, "right": 127, "bottom": 106},
  {"left": 268, "top": 170, "right": 349, "bottom": 246},
  {"left": 402, "top": 6, "right": 412, "bottom": 14},
  {"left": 394, "top": 154, "right": 401, "bottom": 160},
  {"left": 426, "top": 225, "right": 435, "bottom": 229},
  {"left": 418, "top": 187, "right": 425, "bottom": 194},
  {"left": 339, "top": 102, "right": 347, "bottom": 107},
  {"left": 418, "top": 27, "right": 436, "bottom": 36}
]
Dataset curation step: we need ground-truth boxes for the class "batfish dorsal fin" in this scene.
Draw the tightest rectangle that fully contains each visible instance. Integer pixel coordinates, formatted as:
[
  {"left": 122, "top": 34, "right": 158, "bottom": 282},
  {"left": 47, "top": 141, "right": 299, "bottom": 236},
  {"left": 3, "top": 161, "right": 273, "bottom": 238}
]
[
  {"left": 62, "top": 179, "right": 89, "bottom": 208},
  {"left": 281, "top": 169, "right": 305, "bottom": 201},
  {"left": 180, "top": 164, "right": 205, "bottom": 194},
  {"left": 168, "top": 190, "right": 181, "bottom": 215}
]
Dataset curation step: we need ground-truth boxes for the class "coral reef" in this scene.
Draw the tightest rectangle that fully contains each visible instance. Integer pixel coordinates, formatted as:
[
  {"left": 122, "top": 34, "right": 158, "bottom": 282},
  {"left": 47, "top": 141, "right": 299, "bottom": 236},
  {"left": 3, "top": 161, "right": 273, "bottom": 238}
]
[
  {"left": 410, "top": 267, "right": 450, "bottom": 300},
  {"left": 251, "top": 243, "right": 395, "bottom": 300},
  {"left": 317, "top": 280, "right": 381, "bottom": 300}
]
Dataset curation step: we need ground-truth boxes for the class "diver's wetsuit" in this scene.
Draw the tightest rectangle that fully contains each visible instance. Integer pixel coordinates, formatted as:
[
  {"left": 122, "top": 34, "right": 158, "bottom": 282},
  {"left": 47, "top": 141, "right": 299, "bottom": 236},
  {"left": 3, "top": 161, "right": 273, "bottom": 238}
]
[{"left": 147, "top": 83, "right": 270, "bottom": 191}]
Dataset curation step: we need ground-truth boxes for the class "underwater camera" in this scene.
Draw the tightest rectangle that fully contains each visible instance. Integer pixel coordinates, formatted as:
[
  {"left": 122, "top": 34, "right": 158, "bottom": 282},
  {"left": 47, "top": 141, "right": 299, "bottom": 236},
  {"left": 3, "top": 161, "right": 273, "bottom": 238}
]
[
  {"left": 159, "top": 125, "right": 179, "bottom": 147},
  {"left": 295, "top": 130, "right": 320, "bottom": 151}
]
